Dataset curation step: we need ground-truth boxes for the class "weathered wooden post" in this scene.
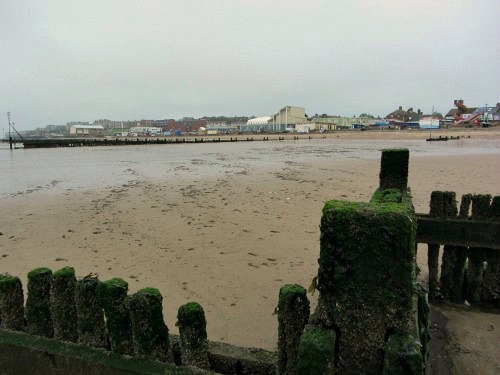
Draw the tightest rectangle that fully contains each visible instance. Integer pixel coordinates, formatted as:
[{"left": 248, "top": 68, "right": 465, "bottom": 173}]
[
  {"left": 300, "top": 149, "right": 426, "bottom": 374},
  {"left": 466, "top": 195, "right": 491, "bottom": 304},
  {"left": 128, "top": 287, "right": 170, "bottom": 362},
  {"left": 0, "top": 275, "right": 25, "bottom": 331},
  {"left": 379, "top": 148, "right": 409, "bottom": 191},
  {"left": 177, "top": 302, "right": 210, "bottom": 369},
  {"left": 25, "top": 267, "right": 53, "bottom": 337},
  {"left": 277, "top": 284, "right": 310, "bottom": 375},
  {"left": 439, "top": 192, "right": 458, "bottom": 300},
  {"left": 50, "top": 266, "right": 78, "bottom": 342},
  {"left": 449, "top": 195, "right": 472, "bottom": 303},
  {"left": 97, "top": 278, "right": 133, "bottom": 355},
  {"left": 75, "top": 276, "right": 107, "bottom": 348},
  {"left": 427, "top": 191, "right": 444, "bottom": 301},
  {"left": 480, "top": 195, "right": 500, "bottom": 307}
]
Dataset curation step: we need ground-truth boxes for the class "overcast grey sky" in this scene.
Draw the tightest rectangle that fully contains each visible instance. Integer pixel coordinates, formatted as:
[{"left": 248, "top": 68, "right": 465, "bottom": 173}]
[{"left": 1, "top": 0, "right": 499, "bottom": 130}]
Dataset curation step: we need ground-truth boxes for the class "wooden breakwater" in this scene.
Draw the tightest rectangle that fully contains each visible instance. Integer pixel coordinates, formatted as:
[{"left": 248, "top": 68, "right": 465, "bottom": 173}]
[
  {"left": 416, "top": 192, "right": 500, "bottom": 306},
  {"left": 426, "top": 135, "right": 469, "bottom": 142},
  {"left": 19, "top": 135, "right": 311, "bottom": 149}
]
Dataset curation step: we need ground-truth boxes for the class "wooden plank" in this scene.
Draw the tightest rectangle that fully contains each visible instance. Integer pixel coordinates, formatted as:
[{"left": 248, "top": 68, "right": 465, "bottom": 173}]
[{"left": 415, "top": 214, "right": 500, "bottom": 249}]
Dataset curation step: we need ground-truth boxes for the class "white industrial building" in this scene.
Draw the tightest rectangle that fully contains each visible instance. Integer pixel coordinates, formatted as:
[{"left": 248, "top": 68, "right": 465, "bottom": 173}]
[
  {"left": 240, "top": 116, "right": 272, "bottom": 133},
  {"left": 69, "top": 124, "right": 104, "bottom": 135},
  {"left": 129, "top": 127, "right": 162, "bottom": 135}
]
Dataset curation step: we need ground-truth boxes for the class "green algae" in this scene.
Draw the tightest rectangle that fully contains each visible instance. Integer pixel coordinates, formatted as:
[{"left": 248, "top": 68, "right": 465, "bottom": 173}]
[
  {"left": 295, "top": 326, "right": 335, "bottom": 375},
  {"left": 128, "top": 287, "right": 169, "bottom": 362},
  {"left": 76, "top": 277, "right": 107, "bottom": 348},
  {"left": 177, "top": 302, "right": 209, "bottom": 369},
  {"left": 97, "top": 278, "right": 132, "bottom": 355},
  {"left": 50, "top": 267, "right": 78, "bottom": 342},
  {"left": 383, "top": 334, "right": 424, "bottom": 374},
  {"left": 0, "top": 275, "right": 25, "bottom": 331},
  {"left": 26, "top": 267, "right": 53, "bottom": 337},
  {"left": 277, "top": 284, "right": 310, "bottom": 375}
]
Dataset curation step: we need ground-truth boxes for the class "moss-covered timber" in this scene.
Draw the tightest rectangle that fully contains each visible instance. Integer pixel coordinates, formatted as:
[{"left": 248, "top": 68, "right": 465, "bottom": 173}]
[
  {"left": 415, "top": 283, "right": 430, "bottom": 365},
  {"left": 439, "top": 192, "right": 458, "bottom": 301},
  {"left": 415, "top": 215, "right": 500, "bottom": 249},
  {"left": 177, "top": 302, "right": 210, "bottom": 370},
  {"left": 26, "top": 267, "right": 53, "bottom": 337},
  {"left": 378, "top": 148, "right": 409, "bottom": 191},
  {"left": 50, "top": 266, "right": 78, "bottom": 342},
  {"left": 427, "top": 191, "right": 443, "bottom": 301},
  {"left": 466, "top": 195, "right": 491, "bottom": 304},
  {"left": 0, "top": 275, "right": 25, "bottom": 331},
  {"left": 76, "top": 276, "right": 107, "bottom": 348},
  {"left": 449, "top": 195, "right": 472, "bottom": 303},
  {"left": 315, "top": 193, "right": 417, "bottom": 373},
  {"left": 490, "top": 196, "right": 500, "bottom": 219},
  {"left": 382, "top": 334, "right": 424, "bottom": 374},
  {"left": 295, "top": 326, "right": 335, "bottom": 375},
  {"left": 480, "top": 195, "right": 500, "bottom": 307},
  {"left": 0, "top": 328, "right": 213, "bottom": 375},
  {"left": 128, "top": 287, "right": 169, "bottom": 362},
  {"left": 276, "top": 284, "right": 310, "bottom": 375},
  {"left": 97, "top": 278, "right": 133, "bottom": 355}
]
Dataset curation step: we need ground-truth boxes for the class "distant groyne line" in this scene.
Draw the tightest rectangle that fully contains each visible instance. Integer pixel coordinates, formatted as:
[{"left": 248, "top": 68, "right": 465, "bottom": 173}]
[{"left": 17, "top": 135, "right": 315, "bottom": 149}]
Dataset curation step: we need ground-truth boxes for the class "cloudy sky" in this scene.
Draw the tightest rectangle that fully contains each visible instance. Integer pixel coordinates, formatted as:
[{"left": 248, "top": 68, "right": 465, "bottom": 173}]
[{"left": 1, "top": 0, "right": 499, "bottom": 130}]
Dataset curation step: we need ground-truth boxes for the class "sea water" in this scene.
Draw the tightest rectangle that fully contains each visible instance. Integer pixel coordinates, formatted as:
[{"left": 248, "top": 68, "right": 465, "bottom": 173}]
[{"left": 1, "top": 138, "right": 499, "bottom": 199}]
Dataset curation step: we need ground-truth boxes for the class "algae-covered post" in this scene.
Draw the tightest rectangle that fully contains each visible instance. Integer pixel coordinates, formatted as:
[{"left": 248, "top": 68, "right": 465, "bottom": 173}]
[
  {"left": 0, "top": 275, "right": 25, "bottom": 331},
  {"left": 449, "top": 194, "right": 472, "bottom": 303},
  {"left": 302, "top": 148, "right": 427, "bottom": 374},
  {"left": 295, "top": 326, "right": 335, "bottom": 375},
  {"left": 128, "top": 287, "right": 170, "bottom": 362},
  {"left": 177, "top": 302, "right": 210, "bottom": 370},
  {"left": 96, "top": 278, "right": 133, "bottom": 355},
  {"left": 466, "top": 194, "right": 491, "bottom": 304},
  {"left": 26, "top": 267, "right": 53, "bottom": 337},
  {"left": 50, "top": 266, "right": 78, "bottom": 342},
  {"left": 379, "top": 148, "right": 409, "bottom": 191},
  {"left": 75, "top": 276, "right": 107, "bottom": 348},
  {"left": 427, "top": 191, "right": 444, "bottom": 301},
  {"left": 277, "top": 284, "right": 310, "bottom": 375},
  {"left": 438, "top": 191, "right": 458, "bottom": 300}
]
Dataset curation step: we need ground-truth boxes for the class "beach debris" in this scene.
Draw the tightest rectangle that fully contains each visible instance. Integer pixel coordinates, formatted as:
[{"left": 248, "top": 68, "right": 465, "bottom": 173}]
[{"left": 307, "top": 276, "right": 318, "bottom": 295}]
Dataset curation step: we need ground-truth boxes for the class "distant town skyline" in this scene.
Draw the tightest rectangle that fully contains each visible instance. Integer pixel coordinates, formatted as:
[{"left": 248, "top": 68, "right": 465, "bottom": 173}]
[{"left": 1, "top": 0, "right": 499, "bottom": 130}]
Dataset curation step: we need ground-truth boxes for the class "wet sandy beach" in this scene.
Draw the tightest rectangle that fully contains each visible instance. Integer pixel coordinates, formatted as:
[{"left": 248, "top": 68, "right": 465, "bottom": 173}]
[{"left": 1, "top": 128, "right": 499, "bottom": 372}]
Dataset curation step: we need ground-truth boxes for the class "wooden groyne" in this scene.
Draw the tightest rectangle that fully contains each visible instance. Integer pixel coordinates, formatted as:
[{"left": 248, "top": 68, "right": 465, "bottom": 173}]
[
  {"left": 426, "top": 135, "right": 469, "bottom": 141},
  {"left": 18, "top": 136, "right": 311, "bottom": 149},
  {"left": 417, "top": 192, "right": 500, "bottom": 306}
]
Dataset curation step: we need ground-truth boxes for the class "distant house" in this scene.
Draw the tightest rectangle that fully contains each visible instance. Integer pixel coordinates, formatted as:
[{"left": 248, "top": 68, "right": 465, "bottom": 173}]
[
  {"left": 69, "top": 125, "right": 104, "bottom": 136},
  {"left": 444, "top": 107, "right": 478, "bottom": 122},
  {"left": 385, "top": 106, "right": 422, "bottom": 122}
]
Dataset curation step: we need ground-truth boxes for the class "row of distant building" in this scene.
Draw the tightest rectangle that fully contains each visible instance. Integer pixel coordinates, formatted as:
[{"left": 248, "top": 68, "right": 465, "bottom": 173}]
[{"left": 29, "top": 101, "right": 500, "bottom": 137}]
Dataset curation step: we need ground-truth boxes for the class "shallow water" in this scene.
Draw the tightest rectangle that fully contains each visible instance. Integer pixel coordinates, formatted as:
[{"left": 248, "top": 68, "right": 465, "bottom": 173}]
[{"left": 1, "top": 138, "right": 499, "bottom": 199}]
